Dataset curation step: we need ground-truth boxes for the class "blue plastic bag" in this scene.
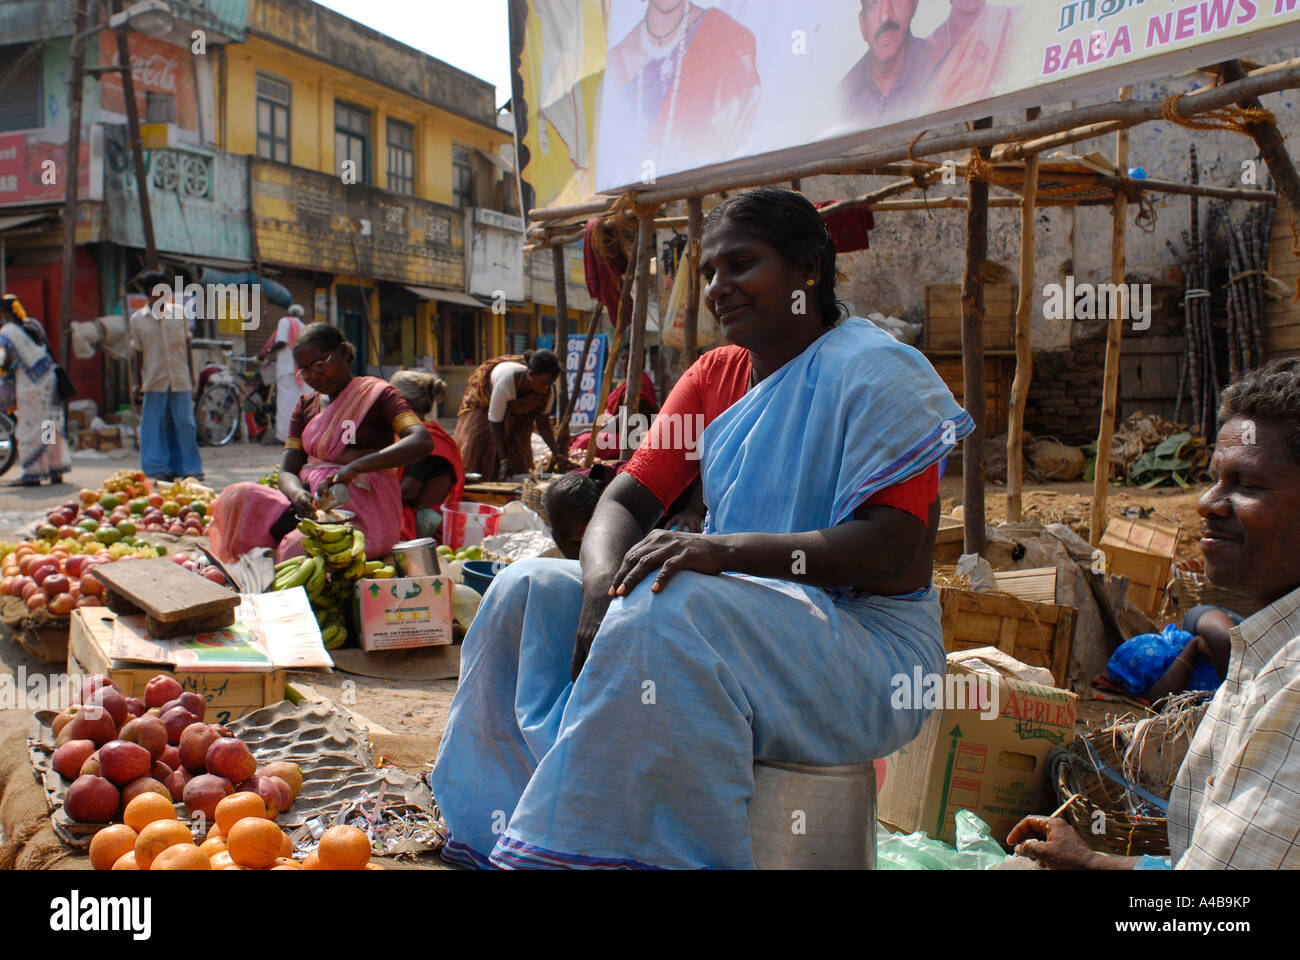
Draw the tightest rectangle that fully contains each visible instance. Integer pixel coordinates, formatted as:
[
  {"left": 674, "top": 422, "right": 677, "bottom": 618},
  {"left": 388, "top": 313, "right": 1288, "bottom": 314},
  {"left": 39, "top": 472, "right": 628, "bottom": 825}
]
[{"left": 1106, "top": 623, "right": 1220, "bottom": 697}]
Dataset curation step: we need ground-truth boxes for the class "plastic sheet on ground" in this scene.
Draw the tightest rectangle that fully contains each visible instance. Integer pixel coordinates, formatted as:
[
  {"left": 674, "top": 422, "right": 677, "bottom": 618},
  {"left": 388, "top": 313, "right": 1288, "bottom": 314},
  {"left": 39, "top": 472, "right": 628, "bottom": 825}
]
[{"left": 876, "top": 810, "right": 1010, "bottom": 870}]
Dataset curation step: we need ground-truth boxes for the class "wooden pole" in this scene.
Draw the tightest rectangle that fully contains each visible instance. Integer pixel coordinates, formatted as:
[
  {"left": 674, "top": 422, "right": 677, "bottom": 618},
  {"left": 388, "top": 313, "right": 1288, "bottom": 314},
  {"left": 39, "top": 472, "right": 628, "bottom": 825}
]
[
  {"left": 59, "top": 0, "right": 89, "bottom": 385},
  {"left": 1219, "top": 59, "right": 1300, "bottom": 222},
  {"left": 962, "top": 117, "right": 993, "bottom": 557},
  {"left": 621, "top": 217, "right": 653, "bottom": 460},
  {"left": 551, "top": 245, "right": 570, "bottom": 417},
  {"left": 585, "top": 237, "right": 638, "bottom": 466},
  {"left": 1008, "top": 108, "right": 1041, "bottom": 524},
  {"left": 684, "top": 197, "right": 703, "bottom": 363},
  {"left": 1090, "top": 88, "right": 1133, "bottom": 546}
]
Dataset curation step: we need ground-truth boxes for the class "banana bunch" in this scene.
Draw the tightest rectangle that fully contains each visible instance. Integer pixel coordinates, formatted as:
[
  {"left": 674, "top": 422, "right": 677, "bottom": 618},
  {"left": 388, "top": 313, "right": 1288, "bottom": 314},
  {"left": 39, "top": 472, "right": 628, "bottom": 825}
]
[
  {"left": 258, "top": 466, "right": 281, "bottom": 489},
  {"left": 312, "top": 576, "right": 354, "bottom": 650},
  {"left": 299, "top": 518, "right": 367, "bottom": 577},
  {"left": 364, "top": 559, "right": 397, "bottom": 579},
  {"left": 157, "top": 476, "right": 217, "bottom": 503},
  {"left": 271, "top": 554, "right": 326, "bottom": 594}
]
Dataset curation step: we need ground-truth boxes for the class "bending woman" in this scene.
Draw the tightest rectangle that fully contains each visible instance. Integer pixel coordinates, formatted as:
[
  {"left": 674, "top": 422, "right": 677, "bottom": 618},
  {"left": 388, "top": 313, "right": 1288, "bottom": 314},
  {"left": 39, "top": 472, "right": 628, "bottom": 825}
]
[
  {"left": 390, "top": 370, "right": 465, "bottom": 541},
  {"left": 0, "top": 295, "right": 69, "bottom": 487},
  {"left": 429, "top": 189, "right": 974, "bottom": 869},
  {"left": 209, "top": 323, "right": 432, "bottom": 563},
  {"left": 453, "top": 349, "right": 563, "bottom": 481}
]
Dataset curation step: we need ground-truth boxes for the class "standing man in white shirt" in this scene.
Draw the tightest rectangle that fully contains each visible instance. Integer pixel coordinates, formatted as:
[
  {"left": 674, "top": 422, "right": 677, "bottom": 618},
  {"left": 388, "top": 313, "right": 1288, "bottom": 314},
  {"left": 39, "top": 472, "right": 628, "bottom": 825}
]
[
  {"left": 256, "top": 304, "right": 312, "bottom": 441},
  {"left": 1008, "top": 357, "right": 1300, "bottom": 869},
  {"left": 130, "top": 274, "right": 204, "bottom": 482}
]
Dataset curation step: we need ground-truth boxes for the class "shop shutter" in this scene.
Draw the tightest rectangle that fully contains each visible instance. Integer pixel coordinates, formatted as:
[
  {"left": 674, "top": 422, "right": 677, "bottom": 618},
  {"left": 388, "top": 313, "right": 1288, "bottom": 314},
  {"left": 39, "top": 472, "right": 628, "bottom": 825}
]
[{"left": 0, "top": 44, "right": 42, "bottom": 132}]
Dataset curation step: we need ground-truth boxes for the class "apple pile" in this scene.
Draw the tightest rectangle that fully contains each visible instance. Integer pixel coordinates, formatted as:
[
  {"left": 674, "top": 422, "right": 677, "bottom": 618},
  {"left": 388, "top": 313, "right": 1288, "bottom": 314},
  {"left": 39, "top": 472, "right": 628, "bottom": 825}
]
[
  {"left": 51, "top": 674, "right": 303, "bottom": 831},
  {"left": 166, "top": 551, "right": 230, "bottom": 586},
  {"left": 1, "top": 545, "right": 114, "bottom": 616}
]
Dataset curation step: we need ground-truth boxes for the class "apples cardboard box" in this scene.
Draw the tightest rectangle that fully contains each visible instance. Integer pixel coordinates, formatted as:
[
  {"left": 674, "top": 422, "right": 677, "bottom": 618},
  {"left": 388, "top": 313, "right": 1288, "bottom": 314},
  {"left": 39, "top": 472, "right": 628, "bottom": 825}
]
[
  {"left": 877, "top": 647, "right": 1077, "bottom": 848},
  {"left": 354, "top": 576, "right": 454, "bottom": 652}
]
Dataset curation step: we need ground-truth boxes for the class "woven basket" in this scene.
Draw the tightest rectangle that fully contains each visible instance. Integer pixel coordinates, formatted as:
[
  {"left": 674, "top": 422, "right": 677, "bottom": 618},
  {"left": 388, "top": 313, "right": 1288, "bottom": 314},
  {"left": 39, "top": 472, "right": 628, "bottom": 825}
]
[
  {"left": 1056, "top": 731, "right": 1170, "bottom": 857},
  {"left": 522, "top": 477, "right": 553, "bottom": 526},
  {"left": 1168, "top": 566, "right": 1260, "bottom": 623}
]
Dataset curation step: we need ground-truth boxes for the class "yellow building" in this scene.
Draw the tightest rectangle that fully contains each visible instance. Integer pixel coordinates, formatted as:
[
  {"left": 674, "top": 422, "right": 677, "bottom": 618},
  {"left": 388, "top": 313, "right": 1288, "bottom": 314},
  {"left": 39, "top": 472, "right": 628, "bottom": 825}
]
[{"left": 217, "top": 0, "right": 519, "bottom": 383}]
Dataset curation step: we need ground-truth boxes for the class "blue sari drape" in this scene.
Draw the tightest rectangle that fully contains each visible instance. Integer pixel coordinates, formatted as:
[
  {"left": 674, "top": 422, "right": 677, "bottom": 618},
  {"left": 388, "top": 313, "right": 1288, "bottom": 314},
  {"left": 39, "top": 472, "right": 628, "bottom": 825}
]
[{"left": 429, "top": 320, "right": 974, "bottom": 868}]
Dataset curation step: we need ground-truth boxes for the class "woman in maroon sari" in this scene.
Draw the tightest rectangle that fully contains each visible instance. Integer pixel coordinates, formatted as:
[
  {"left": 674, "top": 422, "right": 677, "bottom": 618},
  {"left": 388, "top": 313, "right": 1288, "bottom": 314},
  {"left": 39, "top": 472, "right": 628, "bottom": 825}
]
[
  {"left": 390, "top": 371, "right": 465, "bottom": 542},
  {"left": 209, "top": 324, "right": 433, "bottom": 563}
]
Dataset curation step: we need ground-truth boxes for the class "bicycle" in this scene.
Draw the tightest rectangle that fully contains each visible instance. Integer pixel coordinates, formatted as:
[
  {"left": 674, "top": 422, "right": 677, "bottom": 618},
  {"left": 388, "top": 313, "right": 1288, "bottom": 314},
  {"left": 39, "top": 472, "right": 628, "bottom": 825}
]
[{"left": 195, "top": 352, "right": 276, "bottom": 447}]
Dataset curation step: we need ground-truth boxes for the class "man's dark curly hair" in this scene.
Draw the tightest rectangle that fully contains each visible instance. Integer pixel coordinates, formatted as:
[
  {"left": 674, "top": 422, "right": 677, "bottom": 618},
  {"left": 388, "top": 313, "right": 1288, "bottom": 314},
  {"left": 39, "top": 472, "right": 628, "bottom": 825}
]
[{"left": 1218, "top": 357, "right": 1300, "bottom": 464}]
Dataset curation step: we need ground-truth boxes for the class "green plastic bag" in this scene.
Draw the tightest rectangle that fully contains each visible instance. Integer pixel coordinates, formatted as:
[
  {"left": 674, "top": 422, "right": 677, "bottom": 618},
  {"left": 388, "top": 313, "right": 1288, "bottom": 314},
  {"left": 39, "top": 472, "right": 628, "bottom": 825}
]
[{"left": 876, "top": 810, "right": 1009, "bottom": 870}]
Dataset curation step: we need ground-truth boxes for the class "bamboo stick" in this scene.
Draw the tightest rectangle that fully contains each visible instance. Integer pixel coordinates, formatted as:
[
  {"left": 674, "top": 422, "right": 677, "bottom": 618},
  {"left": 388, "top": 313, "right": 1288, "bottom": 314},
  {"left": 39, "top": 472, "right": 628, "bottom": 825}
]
[
  {"left": 552, "top": 245, "right": 571, "bottom": 418},
  {"left": 1090, "top": 87, "right": 1132, "bottom": 547},
  {"left": 621, "top": 218, "right": 654, "bottom": 460},
  {"left": 1008, "top": 108, "right": 1041, "bottom": 525},
  {"left": 962, "top": 118, "right": 993, "bottom": 557}
]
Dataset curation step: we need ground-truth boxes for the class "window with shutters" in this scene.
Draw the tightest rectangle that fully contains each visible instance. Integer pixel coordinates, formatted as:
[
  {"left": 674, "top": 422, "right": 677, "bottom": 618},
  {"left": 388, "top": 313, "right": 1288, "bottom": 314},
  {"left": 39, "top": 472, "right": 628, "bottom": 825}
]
[
  {"left": 452, "top": 146, "right": 473, "bottom": 210},
  {"left": 146, "top": 92, "right": 176, "bottom": 124},
  {"left": 256, "top": 73, "right": 290, "bottom": 164},
  {"left": 335, "top": 101, "right": 370, "bottom": 183},
  {"left": 386, "top": 119, "right": 414, "bottom": 195},
  {"left": 0, "top": 44, "right": 41, "bottom": 133}
]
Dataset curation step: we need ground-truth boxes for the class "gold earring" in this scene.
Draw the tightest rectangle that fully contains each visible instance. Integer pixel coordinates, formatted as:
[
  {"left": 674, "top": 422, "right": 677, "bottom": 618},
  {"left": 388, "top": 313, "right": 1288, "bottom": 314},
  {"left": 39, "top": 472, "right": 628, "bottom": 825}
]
[{"left": 806, "top": 279, "right": 815, "bottom": 287}]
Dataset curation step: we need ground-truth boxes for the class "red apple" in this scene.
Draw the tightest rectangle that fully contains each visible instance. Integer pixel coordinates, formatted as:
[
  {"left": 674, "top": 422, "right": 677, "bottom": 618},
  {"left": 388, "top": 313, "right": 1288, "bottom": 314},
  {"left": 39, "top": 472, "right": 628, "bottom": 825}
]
[
  {"left": 31, "top": 563, "right": 60, "bottom": 586},
  {"left": 118, "top": 715, "right": 167, "bottom": 761},
  {"left": 160, "top": 744, "right": 181, "bottom": 770},
  {"left": 161, "top": 706, "right": 199, "bottom": 745},
  {"left": 80, "top": 751, "right": 101, "bottom": 777},
  {"left": 258, "top": 762, "right": 303, "bottom": 801},
  {"left": 204, "top": 738, "right": 256, "bottom": 784},
  {"left": 84, "top": 504, "right": 104, "bottom": 521},
  {"left": 99, "top": 739, "right": 151, "bottom": 787},
  {"left": 176, "top": 692, "right": 206, "bottom": 720},
  {"left": 263, "top": 775, "right": 293, "bottom": 814},
  {"left": 179, "top": 722, "right": 221, "bottom": 774},
  {"left": 63, "top": 555, "right": 90, "bottom": 579},
  {"left": 51, "top": 707, "right": 79, "bottom": 738},
  {"left": 56, "top": 704, "right": 117, "bottom": 748},
  {"left": 144, "top": 675, "right": 183, "bottom": 710},
  {"left": 41, "top": 573, "right": 70, "bottom": 599},
  {"left": 52, "top": 739, "right": 96, "bottom": 780},
  {"left": 87, "top": 686, "right": 128, "bottom": 729},
  {"left": 163, "top": 765, "right": 193, "bottom": 803},
  {"left": 64, "top": 775, "right": 120, "bottom": 823},
  {"left": 121, "top": 776, "right": 171, "bottom": 808},
  {"left": 150, "top": 760, "right": 173, "bottom": 782},
  {"left": 75, "top": 675, "right": 115, "bottom": 704},
  {"left": 125, "top": 697, "right": 146, "bottom": 718},
  {"left": 182, "top": 774, "right": 233, "bottom": 822}
]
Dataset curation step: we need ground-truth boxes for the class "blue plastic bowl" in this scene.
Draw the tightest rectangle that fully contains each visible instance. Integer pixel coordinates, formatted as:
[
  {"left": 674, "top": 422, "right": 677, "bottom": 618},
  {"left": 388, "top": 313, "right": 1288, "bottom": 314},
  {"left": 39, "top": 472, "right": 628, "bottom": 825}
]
[{"left": 461, "top": 560, "right": 508, "bottom": 596}]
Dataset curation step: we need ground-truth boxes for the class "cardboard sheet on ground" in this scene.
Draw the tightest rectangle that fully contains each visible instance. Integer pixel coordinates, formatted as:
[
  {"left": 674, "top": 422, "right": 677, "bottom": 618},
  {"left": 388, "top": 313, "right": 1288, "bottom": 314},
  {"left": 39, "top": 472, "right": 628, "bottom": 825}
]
[
  {"left": 109, "top": 589, "right": 333, "bottom": 673},
  {"left": 329, "top": 646, "right": 460, "bottom": 682},
  {"left": 28, "top": 700, "right": 439, "bottom": 853}
]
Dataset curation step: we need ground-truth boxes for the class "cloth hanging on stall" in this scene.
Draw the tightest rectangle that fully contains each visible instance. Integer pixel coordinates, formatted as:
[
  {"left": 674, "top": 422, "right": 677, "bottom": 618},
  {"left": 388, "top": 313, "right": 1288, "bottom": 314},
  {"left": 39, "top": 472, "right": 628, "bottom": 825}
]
[
  {"left": 583, "top": 218, "right": 628, "bottom": 319},
  {"left": 815, "top": 202, "right": 875, "bottom": 254}
]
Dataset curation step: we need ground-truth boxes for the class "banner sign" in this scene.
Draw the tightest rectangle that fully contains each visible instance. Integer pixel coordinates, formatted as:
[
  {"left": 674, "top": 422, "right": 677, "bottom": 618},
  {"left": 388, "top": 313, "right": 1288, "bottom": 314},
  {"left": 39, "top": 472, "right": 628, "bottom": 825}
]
[
  {"left": 98, "top": 32, "right": 199, "bottom": 134},
  {"left": 514, "top": 0, "right": 1300, "bottom": 203},
  {"left": 538, "top": 332, "right": 608, "bottom": 429},
  {"left": 0, "top": 126, "right": 102, "bottom": 206}
]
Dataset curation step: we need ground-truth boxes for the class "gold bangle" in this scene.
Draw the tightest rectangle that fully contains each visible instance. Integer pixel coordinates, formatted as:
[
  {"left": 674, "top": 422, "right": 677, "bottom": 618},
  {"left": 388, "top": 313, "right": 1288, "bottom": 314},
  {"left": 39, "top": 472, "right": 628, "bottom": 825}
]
[
  {"left": 392, "top": 411, "right": 422, "bottom": 434},
  {"left": 285, "top": 437, "right": 303, "bottom": 450}
]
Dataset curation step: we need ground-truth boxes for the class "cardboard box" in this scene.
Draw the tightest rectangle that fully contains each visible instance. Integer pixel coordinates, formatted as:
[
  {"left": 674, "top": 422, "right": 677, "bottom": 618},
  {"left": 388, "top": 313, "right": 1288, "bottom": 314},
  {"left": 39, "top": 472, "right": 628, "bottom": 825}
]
[
  {"left": 354, "top": 576, "right": 454, "bottom": 652},
  {"left": 1100, "top": 516, "right": 1179, "bottom": 618},
  {"left": 877, "top": 648, "right": 1078, "bottom": 848},
  {"left": 68, "top": 608, "right": 288, "bottom": 725}
]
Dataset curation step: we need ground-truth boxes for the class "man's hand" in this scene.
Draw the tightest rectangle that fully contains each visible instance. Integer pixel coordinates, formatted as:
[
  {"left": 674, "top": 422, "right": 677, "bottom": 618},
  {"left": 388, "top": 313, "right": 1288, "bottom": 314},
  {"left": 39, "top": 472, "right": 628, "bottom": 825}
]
[
  {"left": 291, "top": 491, "right": 316, "bottom": 519},
  {"left": 609, "top": 529, "right": 731, "bottom": 597},
  {"left": 1006, "top": 816, "right": 1103, "bottom": 870},
  {"left": 328, "top": 463, "right": 360, "bottom": 490},
  {"left": 132, "top": 385, "right": 143, "bottom": 405},
  {"left": 496, "top": 458, "right": 512, "bottom": 482}
]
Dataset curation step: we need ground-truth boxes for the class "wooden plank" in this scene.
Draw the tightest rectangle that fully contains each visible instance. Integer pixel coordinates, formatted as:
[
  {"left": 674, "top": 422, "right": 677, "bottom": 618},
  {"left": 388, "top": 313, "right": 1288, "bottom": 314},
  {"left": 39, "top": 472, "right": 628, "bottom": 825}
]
[
  {"left": 993, "top": 567, "right": 1058, "bottom": 603},
  {"left": 93, "top": 557, "right": 240, "bottom": 624}
]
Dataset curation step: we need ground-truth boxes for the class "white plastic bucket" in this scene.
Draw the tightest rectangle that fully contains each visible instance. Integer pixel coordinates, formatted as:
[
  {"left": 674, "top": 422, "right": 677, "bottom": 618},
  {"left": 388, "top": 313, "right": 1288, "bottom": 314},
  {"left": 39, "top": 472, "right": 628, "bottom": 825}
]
[{"left": 440, "top": 501, "right": 503, "bottom": 550}]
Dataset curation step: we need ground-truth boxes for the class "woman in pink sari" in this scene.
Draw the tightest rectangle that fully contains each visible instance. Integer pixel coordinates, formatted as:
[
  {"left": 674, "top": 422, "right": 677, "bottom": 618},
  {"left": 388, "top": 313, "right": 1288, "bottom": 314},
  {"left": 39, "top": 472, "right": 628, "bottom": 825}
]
[{"left": 209, "top": 324, "right": 433, "bottom": 564}]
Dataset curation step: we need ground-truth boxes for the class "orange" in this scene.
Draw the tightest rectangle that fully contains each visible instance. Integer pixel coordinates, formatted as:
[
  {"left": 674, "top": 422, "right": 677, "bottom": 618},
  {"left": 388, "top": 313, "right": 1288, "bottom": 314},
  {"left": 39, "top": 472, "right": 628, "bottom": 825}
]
[
  {"left": 317, "top": 825, "right": 371, "bottom": 871},
  {"left": 89, "top": 824, "right": 138, "bottom": 871},
  {"left": 150, "top": 844, "right": 210, "bottom": 870},
  {"left": 227, "top": 817, "right": 286, "bottom": 870},
  {"left": 270, "top": 858, "right": 302, "bottom": 871},
  {"left": 134, "top": 819, "right": 194, "bottom": 870},
  {"left": 280, "top": 832, "right": 293, "bottom": 859},
  {"left": 198, "top": 836, "right": 228, "bottom": 859},
  {"left": 214, "top": 791, "right": 268, "bottom": 835},
  {"left": 209, "top": 851, "right": 236, "bottom": 869},
  {"left": 111, "top": 851, "right": 141, "bottom": 871},
  {"left": 123, "top": 792, "right": 177, "bottom": 833},
  {"left": 302, "top": 852, "right": 322, "bottom": 870},
  {"left": 221, "top": 864, "right": 244, "bottom": 870},
  {"left": 364, "top": 863, "right": 384, "bottom": 871}
]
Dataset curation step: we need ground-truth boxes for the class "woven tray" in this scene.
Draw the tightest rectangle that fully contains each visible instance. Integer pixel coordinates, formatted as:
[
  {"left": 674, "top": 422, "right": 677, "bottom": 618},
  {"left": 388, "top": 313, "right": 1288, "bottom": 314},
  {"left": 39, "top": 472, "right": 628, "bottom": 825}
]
[
  {"left": 1055, "top": 730, "right": 1170, "bottom": 858},
  {"left": 28, "top": 700, "right": 438, "bottom": 854},
  {"left": 1168, "top": 566, "right": 1260, "bottom": 622}
]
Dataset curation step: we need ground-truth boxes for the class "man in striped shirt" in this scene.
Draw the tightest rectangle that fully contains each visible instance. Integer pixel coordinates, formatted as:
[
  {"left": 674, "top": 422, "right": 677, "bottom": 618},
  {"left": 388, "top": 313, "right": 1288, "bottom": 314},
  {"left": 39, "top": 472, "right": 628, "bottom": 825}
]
[{"left": 1009, "top": 358, "right": 1300, "bottom": 869}]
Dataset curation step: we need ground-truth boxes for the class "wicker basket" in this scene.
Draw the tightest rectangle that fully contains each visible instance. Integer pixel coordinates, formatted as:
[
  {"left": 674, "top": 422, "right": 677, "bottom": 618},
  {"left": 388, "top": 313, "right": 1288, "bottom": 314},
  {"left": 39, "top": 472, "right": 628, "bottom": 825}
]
[
  {"left": 522, "top": 477, "right": 554, "bottom": 526},
  {"left": 1167, "top": 566, "right": 1260, "bottom": 623},
  {"left": 1055, "top": 730, "right": 1170, "bottom": 857}
]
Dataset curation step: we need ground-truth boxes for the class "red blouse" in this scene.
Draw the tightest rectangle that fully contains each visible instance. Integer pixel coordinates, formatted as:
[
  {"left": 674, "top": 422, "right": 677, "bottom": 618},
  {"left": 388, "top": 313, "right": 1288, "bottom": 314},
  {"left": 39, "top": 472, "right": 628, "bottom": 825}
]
[{"left": 624, "top": 345, "right": 938, "bottom": 526}]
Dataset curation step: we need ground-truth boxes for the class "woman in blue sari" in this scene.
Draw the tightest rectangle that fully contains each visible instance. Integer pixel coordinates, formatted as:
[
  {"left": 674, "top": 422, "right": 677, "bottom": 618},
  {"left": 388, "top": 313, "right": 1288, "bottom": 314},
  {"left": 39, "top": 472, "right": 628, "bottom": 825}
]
[{"left": 430, "top": 189, "right": 974, "bottom": 869}]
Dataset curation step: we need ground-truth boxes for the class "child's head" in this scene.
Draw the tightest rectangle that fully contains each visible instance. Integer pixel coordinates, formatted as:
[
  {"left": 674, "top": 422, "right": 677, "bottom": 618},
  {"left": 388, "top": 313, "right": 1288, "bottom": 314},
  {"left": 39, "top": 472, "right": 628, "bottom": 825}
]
[{"left": 543, "top": 473, "right": 603, "bottom": 560}]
